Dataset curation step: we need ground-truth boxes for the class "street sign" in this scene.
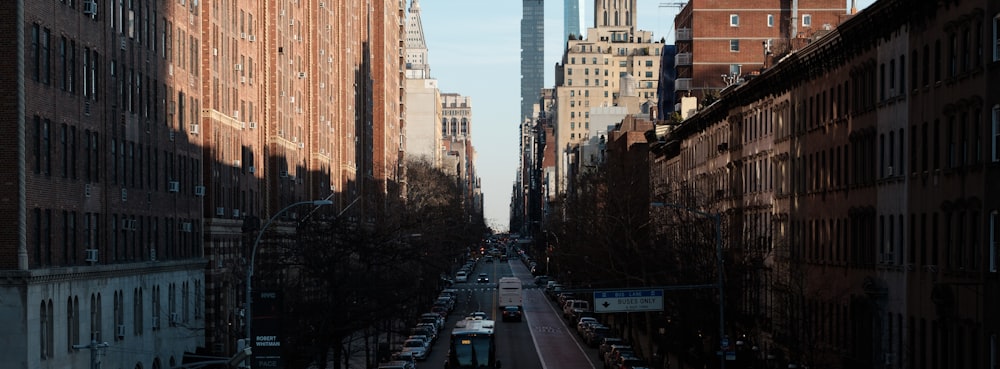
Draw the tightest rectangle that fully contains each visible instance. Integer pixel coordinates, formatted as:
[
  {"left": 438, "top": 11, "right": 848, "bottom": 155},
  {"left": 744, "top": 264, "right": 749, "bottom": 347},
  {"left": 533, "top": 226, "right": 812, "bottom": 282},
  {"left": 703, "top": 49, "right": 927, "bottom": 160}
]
[{"left": 593, "top": 289, "right": 664, "bottom": 312}]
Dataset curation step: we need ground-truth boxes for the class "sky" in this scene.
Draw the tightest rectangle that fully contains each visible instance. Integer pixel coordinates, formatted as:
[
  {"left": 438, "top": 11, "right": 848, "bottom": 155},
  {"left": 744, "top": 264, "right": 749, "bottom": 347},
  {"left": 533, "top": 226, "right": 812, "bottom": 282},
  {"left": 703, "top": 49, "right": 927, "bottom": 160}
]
[{"left": 418, "top": 0, "right": 876, "bottom": 232}]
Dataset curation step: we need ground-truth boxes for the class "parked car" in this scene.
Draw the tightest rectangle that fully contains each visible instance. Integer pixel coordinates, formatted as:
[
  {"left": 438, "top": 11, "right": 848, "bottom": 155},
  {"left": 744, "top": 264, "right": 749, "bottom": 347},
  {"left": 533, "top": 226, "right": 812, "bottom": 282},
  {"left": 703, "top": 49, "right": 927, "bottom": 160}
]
[
  {"left": 501, "top": 306, "right": 522, "bottom": 322},
  {"left": 533, "top": 275, "right": 549, "bottom": 286},
  {"left": 598, "top": 337, "right": 627, "bottom": 360},
  {"left": 420, "top": 313, "right": 445, "bottom": 330},
  {"left": 585, "top": 325, "right": 612, "bottom": 346},
  {"left": 455, "top": 271, "right": 468, "bottom": 283},
  {"left": 378, "top": 360, "right": 415, "bottom": 369},
  {"left": 576, "top": 317, "right": 599, "bottom": 336},
  {"left": 430, "top": 305, "right": 448, "bottom": 318},
  {"left": 401, "top": 339, "right": 429, "bottom": 360},
  {"left": 411, "top": 325, "right": 437, "bottom": 342},
  {"left": 614, "top": 355, "right": 649, "bottom": 369}
]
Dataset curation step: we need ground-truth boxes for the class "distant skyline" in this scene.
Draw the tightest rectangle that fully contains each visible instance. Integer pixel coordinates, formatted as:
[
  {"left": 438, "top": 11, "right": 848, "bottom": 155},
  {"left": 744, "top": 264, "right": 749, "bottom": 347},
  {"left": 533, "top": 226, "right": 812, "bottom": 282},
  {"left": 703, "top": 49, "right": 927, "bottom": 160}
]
[{"left": 418, "top": 0, "right": 877, "bottom": 231}]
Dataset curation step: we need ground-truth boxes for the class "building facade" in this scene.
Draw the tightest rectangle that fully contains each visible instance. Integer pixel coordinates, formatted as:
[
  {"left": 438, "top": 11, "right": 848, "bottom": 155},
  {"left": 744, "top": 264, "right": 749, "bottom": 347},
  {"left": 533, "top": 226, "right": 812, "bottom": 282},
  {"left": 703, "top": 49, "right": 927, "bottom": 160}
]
[
  {"left": 651, "top": 0, "right": 1000, "bottom": 367},
  {"left": 552, "top": 0, "right": 663, "bottom": 196},
  {"left": 672, "top": 0, "right": 850, "bottom": 103},
  {"left": 1, "top": 1, "right": 206, "bottom": 368},
  {"left": 1, "top": 0, "right": 406, "bottom": 367}
]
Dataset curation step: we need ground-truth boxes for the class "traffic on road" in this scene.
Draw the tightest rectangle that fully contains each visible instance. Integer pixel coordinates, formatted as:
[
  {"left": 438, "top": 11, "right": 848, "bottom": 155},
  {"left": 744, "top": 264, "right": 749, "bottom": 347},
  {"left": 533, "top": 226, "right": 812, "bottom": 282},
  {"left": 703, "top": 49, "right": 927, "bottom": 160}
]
[{"left": 379, "top": 242, "right": 651, "bottom": 369}]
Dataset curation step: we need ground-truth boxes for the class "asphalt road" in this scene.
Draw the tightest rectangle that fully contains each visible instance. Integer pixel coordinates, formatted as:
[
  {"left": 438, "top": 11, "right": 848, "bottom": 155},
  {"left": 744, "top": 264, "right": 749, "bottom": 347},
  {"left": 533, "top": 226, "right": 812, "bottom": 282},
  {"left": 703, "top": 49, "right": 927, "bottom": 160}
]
[{"left": 420, "top": 257, "right": 601, "bottom": 369}]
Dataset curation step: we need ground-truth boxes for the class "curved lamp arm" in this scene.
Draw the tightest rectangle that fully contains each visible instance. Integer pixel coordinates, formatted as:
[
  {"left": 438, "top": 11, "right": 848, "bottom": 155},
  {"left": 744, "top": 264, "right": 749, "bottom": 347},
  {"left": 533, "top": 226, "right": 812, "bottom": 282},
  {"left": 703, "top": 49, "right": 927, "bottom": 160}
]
[{"left": 245, "top": 199, "right": 333, "bottom": 364}]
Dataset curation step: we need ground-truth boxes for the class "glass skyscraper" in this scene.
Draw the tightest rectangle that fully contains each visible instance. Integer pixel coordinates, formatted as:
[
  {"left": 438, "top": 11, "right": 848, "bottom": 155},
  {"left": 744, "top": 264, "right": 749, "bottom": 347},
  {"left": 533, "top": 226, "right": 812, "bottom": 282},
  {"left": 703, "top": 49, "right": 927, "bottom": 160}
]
[{"left": 520, "top": 0, "right": 544, "bottom": 123}]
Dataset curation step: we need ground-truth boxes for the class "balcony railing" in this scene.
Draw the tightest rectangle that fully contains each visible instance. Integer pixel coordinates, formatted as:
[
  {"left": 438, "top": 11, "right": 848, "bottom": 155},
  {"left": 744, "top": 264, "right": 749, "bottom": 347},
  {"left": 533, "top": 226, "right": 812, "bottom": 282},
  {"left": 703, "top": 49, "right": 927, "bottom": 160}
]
[
  {"left": 676, "top": 28, "right": 692, "bottom": 41},
  {"left": 675, "top": 52, "right": 692, "bottom": 66}
]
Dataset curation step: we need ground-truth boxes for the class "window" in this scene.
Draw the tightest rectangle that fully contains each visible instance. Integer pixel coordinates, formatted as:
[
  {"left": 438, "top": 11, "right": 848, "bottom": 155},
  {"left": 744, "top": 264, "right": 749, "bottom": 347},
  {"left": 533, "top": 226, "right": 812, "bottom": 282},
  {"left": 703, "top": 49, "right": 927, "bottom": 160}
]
[
  {"left": 994, "top": 13, "right": 1000, "bottom": 61},
  {"left": 802, "top": 14, "right": 812, "bottom": 27},
  {"left": 993, "top": 105, "right": 1000, "bottom": 162},
  {"left": 730, "top": 39, "right": 740, "bottom": 52},
  {"left": 730, "top": 14, "right": 739, "bottom": 27},
  {"left": 768, "top": 14, "right": 774, "bottom": 27},
  {"left": 992, "top": 211, "right": 998, "bottom": 272}
]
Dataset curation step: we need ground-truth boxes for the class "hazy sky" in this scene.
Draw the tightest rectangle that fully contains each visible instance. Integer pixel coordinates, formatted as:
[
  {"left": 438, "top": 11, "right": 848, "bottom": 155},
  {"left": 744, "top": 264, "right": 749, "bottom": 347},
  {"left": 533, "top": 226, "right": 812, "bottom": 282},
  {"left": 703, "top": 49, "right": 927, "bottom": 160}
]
[{"left": 418, "top": 0, "right": 876, "bottom": 232}]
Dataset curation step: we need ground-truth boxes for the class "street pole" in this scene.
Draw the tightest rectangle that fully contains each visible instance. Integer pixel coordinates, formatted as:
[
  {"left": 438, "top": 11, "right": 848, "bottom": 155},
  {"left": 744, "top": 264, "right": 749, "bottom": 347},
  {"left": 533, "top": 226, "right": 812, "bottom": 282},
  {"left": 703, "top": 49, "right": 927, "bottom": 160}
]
[
  {"left": 245, "top": 199, "right": 332, "bottom": 368},
  {"left": 650, "top": 202, "right": 725, "bottom": 369},
  {"left": 73, "top": 340, "right": 109, "bottom": 369}
]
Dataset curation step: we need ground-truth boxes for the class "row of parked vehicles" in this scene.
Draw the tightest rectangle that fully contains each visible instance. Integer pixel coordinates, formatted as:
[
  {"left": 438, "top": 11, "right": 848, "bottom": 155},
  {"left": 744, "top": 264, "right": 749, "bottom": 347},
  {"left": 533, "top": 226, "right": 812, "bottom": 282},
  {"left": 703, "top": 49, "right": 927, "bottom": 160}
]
[
  {"left": 539, "top": 275, "right": 650, "bottom": 369},
  {"left": 379, "top": 287, "right": 462, "bottom": 369}
]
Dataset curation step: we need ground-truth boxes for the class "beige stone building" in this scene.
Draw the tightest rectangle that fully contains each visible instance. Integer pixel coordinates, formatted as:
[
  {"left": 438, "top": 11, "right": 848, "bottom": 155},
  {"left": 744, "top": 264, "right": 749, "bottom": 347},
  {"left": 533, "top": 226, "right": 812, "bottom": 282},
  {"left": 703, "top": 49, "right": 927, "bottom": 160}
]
[{"left": 552, "top": 0, "right": 664, "bottom": 196}]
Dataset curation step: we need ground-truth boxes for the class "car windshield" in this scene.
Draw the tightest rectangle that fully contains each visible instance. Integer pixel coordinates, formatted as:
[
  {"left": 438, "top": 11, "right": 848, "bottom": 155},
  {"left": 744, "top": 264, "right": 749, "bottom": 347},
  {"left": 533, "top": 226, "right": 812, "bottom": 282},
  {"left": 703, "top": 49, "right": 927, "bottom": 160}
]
[{"left": 403, "top": 340, "right": 423, "bottom": 348}]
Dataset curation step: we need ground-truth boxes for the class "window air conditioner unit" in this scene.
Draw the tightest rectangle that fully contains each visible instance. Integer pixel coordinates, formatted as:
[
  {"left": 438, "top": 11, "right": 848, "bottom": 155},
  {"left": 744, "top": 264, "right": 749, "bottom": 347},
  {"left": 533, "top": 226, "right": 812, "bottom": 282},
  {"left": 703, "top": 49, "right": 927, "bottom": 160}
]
[
  {"left": 116, "top": 324, "right": 126, "bottom": 338},
  {"left": 181, "top": 222, "right": 192, "bottom": 232},
  {"left": 298, "top": 72, "right": 307, "bottom": 79},
  {"left": 168, "top": 131, "right": 175, "bottom": 141},
  {"left": 248, "top": 35, "right": 256, "bottom": 42},
  {"left": 194, "top": 185, "right": 205, "bottom": 196},
  {"left": 887, "top": 166, "right": 894, "bottom": 176},
  {"left": 248, "top": 121, "right": 256, "bottom": 129},
  {"left": 84, "top": 183, "right": 92, "bottom": 197},
  {"left": 298, "top": 142, "right": 304, "bottom": 149},
  {"left": 151, "top": 316, "right": 160, "bottom": 329},
  {"left": 169, "top": 312, "right": 179, "bottom": 325},
  {"left": 121, "top": 188, "right": 128, "bottom": 201},
  {"left": 279, "top": 170, "right": 289, "bottom": 178},
  {"left": 190, "top": 124, "right": 199, "bottom": 134},
  {"left": 168, "top": 181, "right": 180, "bottom": 193},
  {"left": 234, "top": 64, "right": 243, "bottom": 71},
  {"left": 240, "top": 32, "right": 246, "bottom": 39},
  {"left": 83, "top": 0, "right": 98, "bottom": 15},
  {"left": 233, "top": 160, "right": 241, "bottom": 168},
  {"left": 233, "top": 209, "right": 240, "bottom": 218},
  {"left": 248, "top": 166, "right": 256, "bottom": 174},
  {"left": 85, "top": 249, "right": 99, "bottom": 263},
  {"left": 216, "top": 207, "right": 225, "bottom": 216}
]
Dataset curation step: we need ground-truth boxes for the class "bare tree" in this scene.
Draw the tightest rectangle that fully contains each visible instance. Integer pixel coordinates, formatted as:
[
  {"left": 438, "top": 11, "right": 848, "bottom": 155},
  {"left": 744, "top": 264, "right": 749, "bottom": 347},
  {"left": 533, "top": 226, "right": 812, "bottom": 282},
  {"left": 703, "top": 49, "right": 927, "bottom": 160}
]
[{"left": 254, "top": 157, "right": 483, "bottom": 369}]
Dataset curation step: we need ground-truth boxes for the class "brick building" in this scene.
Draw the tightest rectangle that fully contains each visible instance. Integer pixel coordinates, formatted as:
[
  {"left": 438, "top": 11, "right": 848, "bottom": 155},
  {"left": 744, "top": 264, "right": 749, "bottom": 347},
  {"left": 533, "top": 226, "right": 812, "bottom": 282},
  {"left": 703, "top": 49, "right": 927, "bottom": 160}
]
[
  {"left": 0, "top": 0, "right": 405, "bottom": 367},
  {"left": 672, "top": 0, "right": 852, "bottom": 104},
  {"left": 651, "top": 0, "right": 1000, "bottom": 367}
]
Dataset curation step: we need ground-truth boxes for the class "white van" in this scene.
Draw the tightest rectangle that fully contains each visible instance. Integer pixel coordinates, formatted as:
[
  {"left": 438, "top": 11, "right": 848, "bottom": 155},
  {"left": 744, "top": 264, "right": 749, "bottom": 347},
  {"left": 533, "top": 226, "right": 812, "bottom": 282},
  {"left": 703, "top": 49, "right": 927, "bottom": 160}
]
[{"left": 455, "top": 271, "right": 468, "bottom": 282}]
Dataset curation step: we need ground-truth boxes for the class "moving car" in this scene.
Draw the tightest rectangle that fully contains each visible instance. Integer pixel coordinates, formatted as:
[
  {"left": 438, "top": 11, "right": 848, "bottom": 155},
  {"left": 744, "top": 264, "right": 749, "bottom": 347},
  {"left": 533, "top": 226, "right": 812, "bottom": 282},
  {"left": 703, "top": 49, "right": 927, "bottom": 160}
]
[
  {"left": 476, "top": 273, "right": 490, "bottom": 283},
  {"left": 501, "top": 306, "right": 522, "bottom": 322}
]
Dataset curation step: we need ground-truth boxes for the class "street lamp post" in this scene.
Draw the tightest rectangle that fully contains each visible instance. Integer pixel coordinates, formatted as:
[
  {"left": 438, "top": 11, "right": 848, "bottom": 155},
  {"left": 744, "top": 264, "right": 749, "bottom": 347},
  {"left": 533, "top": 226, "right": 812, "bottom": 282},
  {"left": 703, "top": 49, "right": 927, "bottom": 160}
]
[
  {"left": 245, "top": 199, "right": 333, "bottom": 366},
  {"left": 650, "top": 202, "right": 725, "bottom": 369}
]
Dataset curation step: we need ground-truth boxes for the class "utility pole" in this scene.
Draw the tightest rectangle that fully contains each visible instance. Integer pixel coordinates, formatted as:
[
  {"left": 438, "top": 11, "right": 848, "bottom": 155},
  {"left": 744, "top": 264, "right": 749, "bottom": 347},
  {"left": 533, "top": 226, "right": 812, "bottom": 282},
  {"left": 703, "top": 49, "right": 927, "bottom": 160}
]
[{"left": 73, "top": 340, "right": 110, "bottom": 369}]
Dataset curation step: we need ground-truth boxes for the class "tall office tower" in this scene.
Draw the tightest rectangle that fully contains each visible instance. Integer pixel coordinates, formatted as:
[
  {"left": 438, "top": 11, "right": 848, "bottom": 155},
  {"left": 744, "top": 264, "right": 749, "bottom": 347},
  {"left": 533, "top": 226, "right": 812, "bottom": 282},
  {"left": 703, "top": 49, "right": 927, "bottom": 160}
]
[
  {"left": 405, "top": 0, "right": 444, "bottom": 167},
  {"left": 520, "top": 0, "right": 545, "bottom": 123},
  {"left": 672, "top": 0, "right": 850, "bottom": 102},
  {"left": 564, "top": 0, "right": 584, "bottom": 41}
]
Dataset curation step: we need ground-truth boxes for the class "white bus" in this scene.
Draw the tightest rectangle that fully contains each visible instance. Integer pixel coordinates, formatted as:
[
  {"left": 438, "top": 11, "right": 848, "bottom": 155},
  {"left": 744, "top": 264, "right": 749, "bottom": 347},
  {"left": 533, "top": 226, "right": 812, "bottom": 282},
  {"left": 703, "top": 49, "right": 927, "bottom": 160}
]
[{"left": 496, "top": 277, "right": 522, "bottom": 310}]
